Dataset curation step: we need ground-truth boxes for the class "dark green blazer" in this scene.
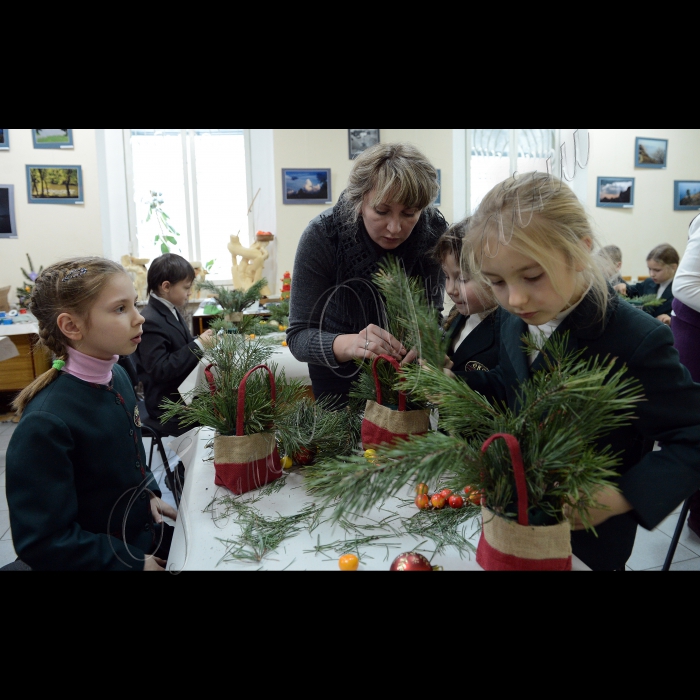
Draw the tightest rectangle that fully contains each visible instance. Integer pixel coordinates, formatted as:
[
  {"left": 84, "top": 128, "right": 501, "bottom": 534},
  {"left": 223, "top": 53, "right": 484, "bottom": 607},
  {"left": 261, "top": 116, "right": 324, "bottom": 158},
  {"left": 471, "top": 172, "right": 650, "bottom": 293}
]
[
  {"left": 6, "top": 365, "right": 162, "bottom": 571},
  {"left": 463, "top": 290, "right": 700, "bottom": 571},
  {"left": 448, "top": 308, "right": 502, "bottom": 378}
]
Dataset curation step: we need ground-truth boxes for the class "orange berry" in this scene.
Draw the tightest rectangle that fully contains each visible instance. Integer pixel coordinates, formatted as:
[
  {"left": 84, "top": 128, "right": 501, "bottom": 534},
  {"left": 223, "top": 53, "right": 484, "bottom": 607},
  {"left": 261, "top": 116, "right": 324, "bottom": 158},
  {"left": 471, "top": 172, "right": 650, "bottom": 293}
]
[{"left": 339, "top": 554, "right": 359, "bottom": 571}]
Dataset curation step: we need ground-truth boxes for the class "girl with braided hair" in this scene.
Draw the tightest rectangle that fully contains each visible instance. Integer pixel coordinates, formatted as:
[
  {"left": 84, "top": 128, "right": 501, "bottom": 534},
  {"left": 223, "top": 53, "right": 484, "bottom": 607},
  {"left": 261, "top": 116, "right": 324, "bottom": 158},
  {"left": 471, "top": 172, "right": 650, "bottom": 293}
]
[{"left": 6, "top": 257, "right": 177, "bottom": 571}]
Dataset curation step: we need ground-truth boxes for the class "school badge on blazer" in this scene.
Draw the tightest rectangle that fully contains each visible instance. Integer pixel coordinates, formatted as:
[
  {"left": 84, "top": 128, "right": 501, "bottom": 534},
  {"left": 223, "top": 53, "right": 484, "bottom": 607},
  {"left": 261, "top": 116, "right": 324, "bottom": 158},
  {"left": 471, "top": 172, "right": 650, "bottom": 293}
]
[
  {"left": 464, "top": 361, "right": 489, "bottom": 372},
  {"left": 133, "top": 405, "right": 142, "bottom": 428}
]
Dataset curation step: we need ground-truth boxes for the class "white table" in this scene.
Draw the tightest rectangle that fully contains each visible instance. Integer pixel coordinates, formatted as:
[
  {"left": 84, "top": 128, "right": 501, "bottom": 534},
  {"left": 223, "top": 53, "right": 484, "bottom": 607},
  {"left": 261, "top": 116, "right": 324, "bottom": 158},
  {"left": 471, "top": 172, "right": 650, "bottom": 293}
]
[{"left": 166, "top": 427, "right": 591, "bottom": 572}]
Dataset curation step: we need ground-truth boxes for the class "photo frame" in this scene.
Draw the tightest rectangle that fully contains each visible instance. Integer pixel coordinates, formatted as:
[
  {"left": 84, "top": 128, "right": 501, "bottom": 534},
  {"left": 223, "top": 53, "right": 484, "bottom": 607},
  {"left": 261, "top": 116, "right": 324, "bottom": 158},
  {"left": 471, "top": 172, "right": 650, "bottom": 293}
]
[
  {"left": 0, "top": 129, "right": 8, "bottom": 150},
  {"left": 596, "top": 177, "right": 634, "bottom": 208},
  {"left": 635, "top": 137, "right": 668, "bottom": 169},
  {"left": 674, "top": 181, "right": 700, "bottom": 211},
  {"left": 282, "top": 168, "right": 331, "bottom": 205},
  {"left": 348, "top": 129, "right": 380, "bottom": 159},
  {"left": 32, "top": 129, "right": 74, "bottom": 149},
  {"left": 26, "top": 165, "right": 84, "bottom": 204},
  {"left": 0, "top": 184, "right": 18, "bottom": 238}
]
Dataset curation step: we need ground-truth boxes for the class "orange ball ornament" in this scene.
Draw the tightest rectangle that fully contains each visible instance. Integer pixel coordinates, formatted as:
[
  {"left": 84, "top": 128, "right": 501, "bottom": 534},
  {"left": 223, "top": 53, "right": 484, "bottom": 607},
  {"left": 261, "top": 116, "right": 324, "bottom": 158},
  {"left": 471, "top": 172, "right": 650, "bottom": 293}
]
[
  {"left": 415, "top": 494, "right": 430, "bottom": 510},
  {"left": 339, "top": 554, "right": 359, "bottom": 571},
  {"left": 415, "top": 483, "right": 429, "bottom": 495},
  {"left": 430, "top": 493, "right": 446, "bottom": 510}
]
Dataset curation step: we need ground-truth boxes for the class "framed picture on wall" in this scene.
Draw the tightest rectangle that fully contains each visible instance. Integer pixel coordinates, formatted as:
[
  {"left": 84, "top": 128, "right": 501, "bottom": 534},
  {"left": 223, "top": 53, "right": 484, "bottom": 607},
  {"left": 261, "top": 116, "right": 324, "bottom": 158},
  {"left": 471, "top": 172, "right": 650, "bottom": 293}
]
[
  {"left": 32, "top": 129, "right": 74, "bottom": 149},
  {"left": 282, "top": 168, "right": 331, "bottom": 205},
  {"left": 348, "top": 129, "right": 380, "bottom": 159},
  {"left": 0, "top": 129, "right": 8, "bottom": 150},
  {"left": 635, "top": 137, "right": 668, "bottom": 169},
  {"left": 596, "top": 177, "right": 634, "bottom": 208},
  {"left": 26, "top": 165, "right": 84, "bottom": 204},
  {"left": 674, "top": 180, "right": 700, "bottom": 211},
  {"left": 0, "top": 184, "right": 18, "bottom": 238}
]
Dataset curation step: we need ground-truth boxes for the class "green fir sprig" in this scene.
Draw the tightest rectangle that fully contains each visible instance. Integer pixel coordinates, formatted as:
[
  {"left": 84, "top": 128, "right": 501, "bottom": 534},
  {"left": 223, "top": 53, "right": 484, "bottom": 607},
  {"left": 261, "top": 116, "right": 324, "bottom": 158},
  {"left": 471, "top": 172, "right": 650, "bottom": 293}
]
[
  {"left": 304, "top": 332, "right": 645, "bottom": 531},
  {"left": 197, "top": 278, "right": 268, "bottom": 316},
  {"left": 618, "top": 293, "right": 665, "bottom": 311},
  {"left": 158, "top": 333, "right": 307, "bottom": 436}
]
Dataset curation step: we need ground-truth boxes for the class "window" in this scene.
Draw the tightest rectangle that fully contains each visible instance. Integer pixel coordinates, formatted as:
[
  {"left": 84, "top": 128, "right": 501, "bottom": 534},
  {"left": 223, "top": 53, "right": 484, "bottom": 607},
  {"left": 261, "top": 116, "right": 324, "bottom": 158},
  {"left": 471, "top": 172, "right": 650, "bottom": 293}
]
[
  {"left": 124, "top": 129, "right": 252, "bottom": 280},
  {"left": 468, "top": 129, "right": 559, "bottom": 214}
]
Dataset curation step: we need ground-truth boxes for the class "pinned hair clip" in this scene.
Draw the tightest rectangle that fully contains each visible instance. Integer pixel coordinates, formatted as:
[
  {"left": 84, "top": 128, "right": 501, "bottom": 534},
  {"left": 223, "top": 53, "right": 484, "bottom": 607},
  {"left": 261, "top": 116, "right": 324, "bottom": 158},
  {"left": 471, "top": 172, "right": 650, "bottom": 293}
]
[{"left": 63, "top": 267, "right": 88, "bottom": 282}]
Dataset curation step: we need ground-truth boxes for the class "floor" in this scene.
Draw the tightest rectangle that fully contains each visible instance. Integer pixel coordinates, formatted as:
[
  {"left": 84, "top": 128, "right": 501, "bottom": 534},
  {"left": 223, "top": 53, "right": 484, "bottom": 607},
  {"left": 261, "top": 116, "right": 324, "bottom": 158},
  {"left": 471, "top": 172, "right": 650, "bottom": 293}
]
[{"left": 1, "top": 416, "right": 699, "bottom": 571}]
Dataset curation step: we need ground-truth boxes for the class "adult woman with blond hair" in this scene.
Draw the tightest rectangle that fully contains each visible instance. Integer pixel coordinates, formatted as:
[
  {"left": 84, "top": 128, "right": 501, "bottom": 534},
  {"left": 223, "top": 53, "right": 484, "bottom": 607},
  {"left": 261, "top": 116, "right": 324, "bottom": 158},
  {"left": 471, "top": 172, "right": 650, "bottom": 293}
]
[{"left": 287, "top": 142, "right": 448, "bottom": 406}]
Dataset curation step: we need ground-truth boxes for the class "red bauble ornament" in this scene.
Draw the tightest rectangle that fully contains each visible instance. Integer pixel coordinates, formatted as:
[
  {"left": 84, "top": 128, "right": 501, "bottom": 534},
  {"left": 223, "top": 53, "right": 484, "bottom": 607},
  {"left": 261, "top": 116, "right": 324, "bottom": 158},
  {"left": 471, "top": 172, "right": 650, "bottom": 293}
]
[
  {"left": 293, "top": 447, "right": 315, "bottom": 465},
  {"left": 440, "top": 488, "right": 453, "bottom": 501},
  {"left": 390, "top": 552, "right": 433, "bottom": 571},
  {"left": 415, "top": 483, "right": 429, "bottom": 496},
  {"left": 448, "top": 494, "right": 465, "bottom": 509}
]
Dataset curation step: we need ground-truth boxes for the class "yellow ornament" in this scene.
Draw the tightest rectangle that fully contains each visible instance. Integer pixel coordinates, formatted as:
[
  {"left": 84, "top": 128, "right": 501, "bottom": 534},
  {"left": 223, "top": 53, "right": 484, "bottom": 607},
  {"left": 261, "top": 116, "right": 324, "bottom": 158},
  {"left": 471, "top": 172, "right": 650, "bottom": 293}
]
[
  {"left": 249, "top": 334, "right": 256, "bottom": 339},
  {"left": 281, "top": 456, "right": 293, "bottom": 469},
  {"left": 281, "top": 340, "right": 288, "bottom": 347},
  {"left": 278, "top": 325, "right": 287, "bottom": 331},
  {"left": 364, "top": 449, "right": 377, "bottom": 462}
]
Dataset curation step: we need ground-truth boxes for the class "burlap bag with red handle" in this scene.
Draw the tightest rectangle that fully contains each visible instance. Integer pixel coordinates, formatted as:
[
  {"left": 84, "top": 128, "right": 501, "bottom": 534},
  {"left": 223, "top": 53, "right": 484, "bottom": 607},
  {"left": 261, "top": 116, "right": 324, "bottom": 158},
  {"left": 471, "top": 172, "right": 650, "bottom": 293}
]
[
  {"left": 476, "top": 433, "right": 573, "bottom": 571},
  {"left": 205, "top": 363, "right": 282, "bottom": 496},
  {"left": 361, "top": 354, "right": 430, "bottom": 451}
]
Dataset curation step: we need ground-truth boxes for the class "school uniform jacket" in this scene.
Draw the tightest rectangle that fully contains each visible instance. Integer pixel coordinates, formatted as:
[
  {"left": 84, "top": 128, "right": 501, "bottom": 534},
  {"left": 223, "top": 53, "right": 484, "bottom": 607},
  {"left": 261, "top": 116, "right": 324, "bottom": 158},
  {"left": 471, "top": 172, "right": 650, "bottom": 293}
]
[
  {"left": 6, "top": 365, "right": 162, "bottom": 571},
  {"left": 624, "top": 277, "right": 674, "bottom": 318},
  {"left": 136, "top": 296, "right": 203, "bottom": 435},
  {"left": 447, "top": 308, "right": 502, "bottom": 378},
  {"left": 463, "top": 290, "right": 700, "bottom": 571}
]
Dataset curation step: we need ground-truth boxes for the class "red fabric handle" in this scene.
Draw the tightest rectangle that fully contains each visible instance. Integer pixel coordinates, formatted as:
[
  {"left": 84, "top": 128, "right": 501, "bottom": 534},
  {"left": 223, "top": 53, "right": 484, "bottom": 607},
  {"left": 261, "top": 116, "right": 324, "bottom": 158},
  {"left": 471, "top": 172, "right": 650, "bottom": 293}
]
[
  {"left": 204, "top": 364, "right": 217, "bottom": 396},
  {"left": 372, "top": 354, "right": 407, "bottom": 412},
  {"left": 236, "top": 364, "right": 276, "bottom": 437},
  {"left": 481, "top": 433, "right": 529, "bottom": 526}
]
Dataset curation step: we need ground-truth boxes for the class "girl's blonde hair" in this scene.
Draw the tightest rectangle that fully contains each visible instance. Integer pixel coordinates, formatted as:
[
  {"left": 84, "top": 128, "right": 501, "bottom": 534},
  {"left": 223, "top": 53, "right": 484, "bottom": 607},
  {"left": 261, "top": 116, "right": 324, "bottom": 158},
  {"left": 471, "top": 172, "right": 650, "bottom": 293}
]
[
  {"left": 341, "top": 142, "right": 439, "bottom": 224},
  {"left": 463, "top": 171, "right": 609, "bottom": 316},
  {"left": 431, "top": 219, "right": 498, "bottom": 327},
  {"left": 13, "top": 256, "right": 127, "bottom": 416}
]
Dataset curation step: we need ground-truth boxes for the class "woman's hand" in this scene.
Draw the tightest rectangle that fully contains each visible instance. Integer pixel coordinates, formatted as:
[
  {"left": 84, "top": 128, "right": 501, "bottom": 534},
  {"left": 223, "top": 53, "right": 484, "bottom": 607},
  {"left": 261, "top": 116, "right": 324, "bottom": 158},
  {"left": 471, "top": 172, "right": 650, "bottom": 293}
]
[
  {"left": 143, "top": 555, "right": 167, "bottom": 571},
  {"left": 657, "top": 314, "right": 672, "bottom": 326},
  {"left": 565, "top": 487, "right": 633, "bottom": 531},
  {"left": 332, "top": 324, "right": 407, "bottom": 364},
  {"left": 151, "top": 496, "right": 178, "bottom": 523}
]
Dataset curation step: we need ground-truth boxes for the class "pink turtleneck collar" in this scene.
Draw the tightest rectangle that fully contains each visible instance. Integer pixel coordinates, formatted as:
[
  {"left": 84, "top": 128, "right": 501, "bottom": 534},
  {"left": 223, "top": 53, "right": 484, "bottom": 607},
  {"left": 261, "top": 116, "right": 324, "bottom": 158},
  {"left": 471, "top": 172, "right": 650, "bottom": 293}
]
[{"left": 64, "top": 347, "right": 119, "bottom": 385}]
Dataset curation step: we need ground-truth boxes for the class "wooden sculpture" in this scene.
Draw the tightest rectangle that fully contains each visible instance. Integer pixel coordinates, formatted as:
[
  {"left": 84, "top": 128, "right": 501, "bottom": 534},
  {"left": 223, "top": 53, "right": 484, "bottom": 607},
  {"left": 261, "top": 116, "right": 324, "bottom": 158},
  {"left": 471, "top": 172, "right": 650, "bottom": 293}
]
[
  {"left": 121, "top": 255, "right": 150, "bottom": 302},
  {"left": 227, "top": 234, "right": 268, "bottom": 291}
]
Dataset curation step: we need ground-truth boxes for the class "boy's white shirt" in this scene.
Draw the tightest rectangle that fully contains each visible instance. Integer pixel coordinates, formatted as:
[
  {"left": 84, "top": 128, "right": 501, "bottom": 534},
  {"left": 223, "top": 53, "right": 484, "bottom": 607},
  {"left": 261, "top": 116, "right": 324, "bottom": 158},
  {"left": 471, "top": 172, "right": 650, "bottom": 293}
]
[{"left": 672, "top": 214, "right": 700, "bottom": 313}]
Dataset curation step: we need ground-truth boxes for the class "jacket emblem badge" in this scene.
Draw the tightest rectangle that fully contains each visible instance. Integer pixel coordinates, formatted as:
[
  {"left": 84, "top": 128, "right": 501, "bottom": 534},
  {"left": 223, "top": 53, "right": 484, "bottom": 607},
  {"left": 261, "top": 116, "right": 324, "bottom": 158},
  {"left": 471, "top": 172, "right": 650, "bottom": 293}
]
[
  {"left": 464, "top": 361, "right": 489, "bottom": 372},
  {"left": 134, "top": 405, "right": 142, "bottom": 428}
]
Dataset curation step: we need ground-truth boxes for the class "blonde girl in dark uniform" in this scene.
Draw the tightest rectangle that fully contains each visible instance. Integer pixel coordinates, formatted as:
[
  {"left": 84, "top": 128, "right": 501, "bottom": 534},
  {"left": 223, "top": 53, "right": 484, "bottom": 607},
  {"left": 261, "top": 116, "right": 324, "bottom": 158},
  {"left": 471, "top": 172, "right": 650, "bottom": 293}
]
[
  {"left": 6, "top": 257, "right": 176, "bottom": 571},
  {"left": 459, "top": 172, "right": 700, "bottom": 571}
]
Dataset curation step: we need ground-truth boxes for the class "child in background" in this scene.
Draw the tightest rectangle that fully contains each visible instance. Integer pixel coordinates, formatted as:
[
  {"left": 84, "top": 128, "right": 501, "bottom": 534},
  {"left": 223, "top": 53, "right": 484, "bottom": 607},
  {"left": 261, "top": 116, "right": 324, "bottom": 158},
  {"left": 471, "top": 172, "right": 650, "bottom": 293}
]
[
  {"left": 433, "top": 222, "right": 501, "bottom": 376},
  {"left": 6, "top": 257, "right": 176, "bottom": 571},
  {"left": 615, "top": 243, "right": 679, "bottom": 325},
  {"left": 136, "top": 254, "right": 214, "bottom": 437},
  {"left": 459, "top": 172, "right": 700, "bottom": 571},
  {"left": 599, "top": 244, "right": 623, "bottom": 286}
]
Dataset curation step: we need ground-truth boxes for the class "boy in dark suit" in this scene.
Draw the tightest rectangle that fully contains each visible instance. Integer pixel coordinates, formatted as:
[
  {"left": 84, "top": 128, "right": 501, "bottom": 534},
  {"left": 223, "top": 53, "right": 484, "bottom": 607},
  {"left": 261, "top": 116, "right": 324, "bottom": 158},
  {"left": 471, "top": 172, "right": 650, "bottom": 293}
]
[
  {"left": 615, "top": 243, "right": 679, "bottom": 325},
  {"left": 137, "top": 254, "right": 214, "bottom": 437}
]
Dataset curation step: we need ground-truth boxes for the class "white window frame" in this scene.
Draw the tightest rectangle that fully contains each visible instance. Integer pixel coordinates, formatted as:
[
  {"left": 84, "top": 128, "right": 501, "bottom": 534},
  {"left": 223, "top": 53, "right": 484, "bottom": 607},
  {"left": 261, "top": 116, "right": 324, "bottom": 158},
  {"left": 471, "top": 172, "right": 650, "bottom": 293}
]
[{"left": 121, "top": 128, "right": 270, "bottom": 285}]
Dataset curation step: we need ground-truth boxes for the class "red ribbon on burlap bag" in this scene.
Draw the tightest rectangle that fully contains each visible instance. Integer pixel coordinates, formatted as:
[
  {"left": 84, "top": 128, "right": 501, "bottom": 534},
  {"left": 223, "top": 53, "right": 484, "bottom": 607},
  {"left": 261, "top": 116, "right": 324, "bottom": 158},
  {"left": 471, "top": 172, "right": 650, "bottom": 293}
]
[
  {"left": 360, "top": 354, "right": 430, "bottom": 451},
  {"left": 475, "top": 433, "right": 573, "bottom": 571},
  {"left": 205, "top": 363, "right": 282, "bottom": 496}
]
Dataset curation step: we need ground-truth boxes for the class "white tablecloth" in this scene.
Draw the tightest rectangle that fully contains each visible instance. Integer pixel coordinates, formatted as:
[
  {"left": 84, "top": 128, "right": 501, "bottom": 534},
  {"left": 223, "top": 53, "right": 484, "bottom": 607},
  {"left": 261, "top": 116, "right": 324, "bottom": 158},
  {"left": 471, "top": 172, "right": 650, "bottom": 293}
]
[{"left": 165, "top": 428, "right": 591, "bottom": 572}]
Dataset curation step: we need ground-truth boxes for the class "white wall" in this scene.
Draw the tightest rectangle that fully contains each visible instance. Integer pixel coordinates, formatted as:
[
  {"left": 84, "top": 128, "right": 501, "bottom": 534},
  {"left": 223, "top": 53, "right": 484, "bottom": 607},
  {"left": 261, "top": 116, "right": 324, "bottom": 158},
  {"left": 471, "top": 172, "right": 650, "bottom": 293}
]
[
  {"left": 584, "top": 129, "right": 700, "bottom": 277},
  {"left": 0, "top": 129, "right": 104, "bottom": 295}
]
